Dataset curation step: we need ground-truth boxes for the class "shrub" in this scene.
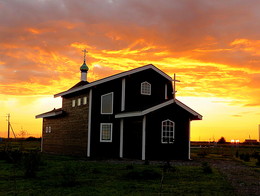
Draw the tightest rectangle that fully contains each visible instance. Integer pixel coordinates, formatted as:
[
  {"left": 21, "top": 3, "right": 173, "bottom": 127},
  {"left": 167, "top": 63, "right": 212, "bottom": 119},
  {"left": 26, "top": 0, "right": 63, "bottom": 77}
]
[
  {"left": 4, "top": 150, "right": 23, "bottom": 164},
  {"left": 161, "top": 161, "right": 176, "bottom": 173},
  {"left": 59, "top": 163, "right": 79, "bottom": 187},
  {"left": 125, "top": 164, "right": 134, "bottom": 170},
  {"left": 201, "top": 162, "right": 213, "bottom": 174},
  {"left": 235, "top": 150, "right": 239, "bottom": 158},
  {"left": 0, "top": 151, "right": 8, "bottom": 161},
  {"left": 239, "top": 153, "right": 250, "bottom": 162},
  {"left": 144, "top": 160, "right": 150, "bottom": 165},
  {"left": 256, "top": 157, "right": 260, "bottom": 167},
  {"left": 125, "top": 169, "right": 160, "bottom": 180},
  {"left": 197, "top": 149, "right": 208, "bottom": 158},
  {"left": 23, "top": 151, "right": 41, "bottom": 178},
  {"left": 251, "top": 152, "right": 259, "bottom": 159},
  {"left": 243, "top": 153, "right": 250, "bottom": 162}
]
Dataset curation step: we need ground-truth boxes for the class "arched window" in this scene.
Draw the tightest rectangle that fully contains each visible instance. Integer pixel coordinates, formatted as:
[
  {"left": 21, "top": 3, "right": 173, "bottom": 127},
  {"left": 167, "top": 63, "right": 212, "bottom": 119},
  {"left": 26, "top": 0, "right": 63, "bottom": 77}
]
[
  {"left": 161, "top": 120, "right": 175, "bottom": 144},
  {"left": 141, "top": 82, "right": 151, "bottom": 95}
]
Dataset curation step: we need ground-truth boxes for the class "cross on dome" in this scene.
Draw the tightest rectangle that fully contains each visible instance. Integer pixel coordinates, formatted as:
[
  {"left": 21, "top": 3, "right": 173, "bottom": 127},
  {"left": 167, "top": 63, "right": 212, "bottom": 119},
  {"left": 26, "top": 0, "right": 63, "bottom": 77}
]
[{"left": 82, "top": 49, "right": 88, "bottom": 63}]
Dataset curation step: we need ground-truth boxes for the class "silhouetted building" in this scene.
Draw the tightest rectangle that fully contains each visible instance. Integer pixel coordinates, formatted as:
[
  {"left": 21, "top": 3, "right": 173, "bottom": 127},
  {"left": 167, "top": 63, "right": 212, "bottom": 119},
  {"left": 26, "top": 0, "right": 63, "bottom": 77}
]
[{"left": 36, "top": 57, "right": 202, "bottom": 160}]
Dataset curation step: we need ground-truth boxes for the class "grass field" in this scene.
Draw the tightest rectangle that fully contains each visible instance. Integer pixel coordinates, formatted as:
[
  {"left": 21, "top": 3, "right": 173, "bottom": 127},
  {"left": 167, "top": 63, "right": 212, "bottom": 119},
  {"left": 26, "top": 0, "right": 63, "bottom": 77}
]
[{"left": 0, "top": 140, "right": 259, "bottom": 196}]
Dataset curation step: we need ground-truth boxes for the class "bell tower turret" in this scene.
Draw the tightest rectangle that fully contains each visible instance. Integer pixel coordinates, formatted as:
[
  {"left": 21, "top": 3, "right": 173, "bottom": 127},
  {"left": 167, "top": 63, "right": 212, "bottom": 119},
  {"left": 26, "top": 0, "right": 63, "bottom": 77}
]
[{"left": 80, "top": 49, "right": 89, "bottom": 81}]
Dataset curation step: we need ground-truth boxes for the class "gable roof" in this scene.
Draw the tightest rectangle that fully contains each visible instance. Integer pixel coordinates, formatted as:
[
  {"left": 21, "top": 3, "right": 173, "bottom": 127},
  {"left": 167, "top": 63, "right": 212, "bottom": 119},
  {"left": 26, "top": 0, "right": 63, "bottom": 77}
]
[
  {"left": 115, "top": 99, "right": 202, "bottom": 120},
  {"left": 54, "top": 64, "right": 172, "bottom": 97},
  {"left": 69, "top": 81, "right": 89, "bottom": 90}
]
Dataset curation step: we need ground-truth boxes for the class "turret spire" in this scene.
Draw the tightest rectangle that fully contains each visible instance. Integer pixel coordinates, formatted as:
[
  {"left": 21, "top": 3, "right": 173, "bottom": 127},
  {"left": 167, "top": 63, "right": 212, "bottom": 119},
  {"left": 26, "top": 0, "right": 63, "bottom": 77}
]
[{"left": 80, "top": 49, "right": 89, "bottom": 81}]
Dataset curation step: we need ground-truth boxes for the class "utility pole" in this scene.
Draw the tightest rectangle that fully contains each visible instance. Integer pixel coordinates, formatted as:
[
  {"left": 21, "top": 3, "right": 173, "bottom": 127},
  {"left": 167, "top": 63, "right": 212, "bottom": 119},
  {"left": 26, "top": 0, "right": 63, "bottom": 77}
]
[
  {"left": 7, "top": 113, "right": 10, "bottom": 139},
  {"left": 259, "top": 124, "right": 260, "bottom": 143}
]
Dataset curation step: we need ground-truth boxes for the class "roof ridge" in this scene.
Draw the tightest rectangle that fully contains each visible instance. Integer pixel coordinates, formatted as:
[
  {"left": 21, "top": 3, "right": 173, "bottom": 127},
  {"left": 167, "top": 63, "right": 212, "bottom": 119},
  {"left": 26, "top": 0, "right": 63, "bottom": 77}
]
[{"left": 54, "top": 64, "right": 172, "bottom": 97}]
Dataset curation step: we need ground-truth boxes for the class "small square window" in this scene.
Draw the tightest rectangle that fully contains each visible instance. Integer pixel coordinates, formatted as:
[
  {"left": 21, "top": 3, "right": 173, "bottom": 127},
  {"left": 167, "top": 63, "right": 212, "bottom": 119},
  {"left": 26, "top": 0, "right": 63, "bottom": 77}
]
[
  {"left": 83, "top": 97, "right": 87, "bottom": 105},
  {"left": 77, "top": 98, "right": 81, "bottom": 106},
  {"left": 100, "top": 123, "right": 112, "bottom": 142},
  {"left": 72, "top": 100, "right": 76, "bottom": 107}
]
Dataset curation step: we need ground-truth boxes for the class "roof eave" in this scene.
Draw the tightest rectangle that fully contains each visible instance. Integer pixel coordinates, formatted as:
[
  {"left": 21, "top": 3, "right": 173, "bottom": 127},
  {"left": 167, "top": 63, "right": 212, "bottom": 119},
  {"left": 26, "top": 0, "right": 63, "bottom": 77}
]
[
  {"left": 35, "top": 110, "right": 63, "bottom": 119},
  {"left": 175, "top": 99, "right": 202, "bottom": 120}
]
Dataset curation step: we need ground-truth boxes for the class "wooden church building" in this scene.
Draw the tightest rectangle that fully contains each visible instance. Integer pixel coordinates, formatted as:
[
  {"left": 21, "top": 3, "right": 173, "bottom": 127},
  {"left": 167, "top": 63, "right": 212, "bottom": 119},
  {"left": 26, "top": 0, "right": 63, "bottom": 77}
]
[{"left": 36, "top": 54, "right": 202, "bottom": 160}]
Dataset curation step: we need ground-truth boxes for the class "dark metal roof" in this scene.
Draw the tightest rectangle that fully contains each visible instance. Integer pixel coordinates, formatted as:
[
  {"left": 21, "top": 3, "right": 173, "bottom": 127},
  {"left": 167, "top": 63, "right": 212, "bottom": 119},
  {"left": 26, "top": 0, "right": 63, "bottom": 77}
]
[
  {"left": 69, "top": 81, "right": 89, "bottom": 90},
  {"left": 115, "top": 99, "right": 202, "bottom": 120},
  {"left": 35, "top": 108, "right": 64, "bottom": 119},
  {"left": 54, "top": 64, "right": 172, "bottom": 97}
]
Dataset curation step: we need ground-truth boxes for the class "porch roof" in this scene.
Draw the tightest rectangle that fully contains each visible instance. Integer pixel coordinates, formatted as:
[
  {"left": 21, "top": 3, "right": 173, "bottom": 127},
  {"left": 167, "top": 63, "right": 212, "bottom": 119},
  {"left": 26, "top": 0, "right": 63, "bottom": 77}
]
[{"left": 115, "top": 99, "right": 202, "bottom": 120}]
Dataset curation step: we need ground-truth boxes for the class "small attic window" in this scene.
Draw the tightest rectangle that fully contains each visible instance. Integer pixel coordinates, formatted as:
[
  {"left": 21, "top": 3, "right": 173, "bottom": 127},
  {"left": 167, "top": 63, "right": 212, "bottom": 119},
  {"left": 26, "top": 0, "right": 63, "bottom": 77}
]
[
  {"left": 72, "top": 100, "right": 76, "bottom": 107},
  {"left": 83, "top": 96, "right": 88, "bottom": 105},
  {"left": 77, "top": 98, "right": 81, "bottom": 106},
  {"left": 141, "top": 82, "right": 151, "bottom": 95}
]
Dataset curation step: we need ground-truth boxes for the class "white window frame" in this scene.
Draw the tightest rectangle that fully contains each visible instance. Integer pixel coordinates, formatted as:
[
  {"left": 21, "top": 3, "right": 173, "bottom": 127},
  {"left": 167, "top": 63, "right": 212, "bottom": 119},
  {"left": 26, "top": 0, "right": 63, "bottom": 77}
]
[
  {"left": 72, "top": 100, "right": 76, "bottom": 107},
  {"left": 100, "top": 123, "right": 113, "bottom": 142},
  {"left": 161, "top": 119, "right": 175, "bottom": 144},
  {"left": 101, "top": 92, "right": 114, "bottom": 114},
  {"left": 77, "top": 98, "right": 81, "bottom": 106},
  {"left": 141, "top": 81, "right": 151, "bottom": 95},
  {"left": 83, "top": 96, "right": 88, "bottom": 105}
]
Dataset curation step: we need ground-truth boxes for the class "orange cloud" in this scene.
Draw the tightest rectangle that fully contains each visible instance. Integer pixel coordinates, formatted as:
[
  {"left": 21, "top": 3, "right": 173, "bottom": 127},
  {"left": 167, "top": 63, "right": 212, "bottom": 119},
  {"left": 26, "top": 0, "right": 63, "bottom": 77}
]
[{"left": 230, "top": 39, "right": 260, "bottom": 56}]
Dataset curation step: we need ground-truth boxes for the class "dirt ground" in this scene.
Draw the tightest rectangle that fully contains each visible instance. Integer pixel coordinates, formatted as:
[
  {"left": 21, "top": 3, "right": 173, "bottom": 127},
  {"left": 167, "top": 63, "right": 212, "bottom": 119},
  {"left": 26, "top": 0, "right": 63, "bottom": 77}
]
[
  {"left": 107, "top": 157, "right": 259, "bottom": 196},
  {"left": 208, "top": 159, "right": 259, "bottom": 196}
]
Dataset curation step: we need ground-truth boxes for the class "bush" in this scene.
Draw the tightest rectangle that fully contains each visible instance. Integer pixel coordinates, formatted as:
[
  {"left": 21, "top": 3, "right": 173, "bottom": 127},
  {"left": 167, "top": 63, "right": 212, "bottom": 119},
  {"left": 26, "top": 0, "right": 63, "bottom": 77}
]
[
  {"left": 0, "top": 151, "right": 8, "bottom": 161},
  {"left": 197, "top": 149, "right": 208, "bottom": 158},
  {"left": 251, "top": 152, "right": 259, "bottom": 159},
  {"left": 59, "top": 163, "right": 79, "bottom": 187},
  {"left": 125, "top": 164, "right": 134, "bottom": 170},
  {"left": 125, "top": 169, "right": 160, "bottom": 180},
  {"left": 201, "top": 162, "right": 213, "bottom": 174},
  {"left": 5, "top": 150, "right": 23, "bottom": 164},
  {"left": 23, "top": 151, "right": 41, "bottom": 178},
  {"left": 235, "top": 150, "right": 239, "bottom": 158},
  {"left": 161, "top": 161, "right": 176, "bottom": 173},
  {"left": 240, "top": 153, "right": 250, "bottom": 162},
  {"left": 256, "top": 157, "right": 260, "bottom": 166}
]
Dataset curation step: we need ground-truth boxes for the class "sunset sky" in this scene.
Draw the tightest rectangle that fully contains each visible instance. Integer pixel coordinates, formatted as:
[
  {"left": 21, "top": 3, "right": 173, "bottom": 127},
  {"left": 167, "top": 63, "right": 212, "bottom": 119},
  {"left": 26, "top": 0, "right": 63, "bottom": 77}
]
[{"left": 0, "top": 0, "right": 260, "bottom": 142}]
